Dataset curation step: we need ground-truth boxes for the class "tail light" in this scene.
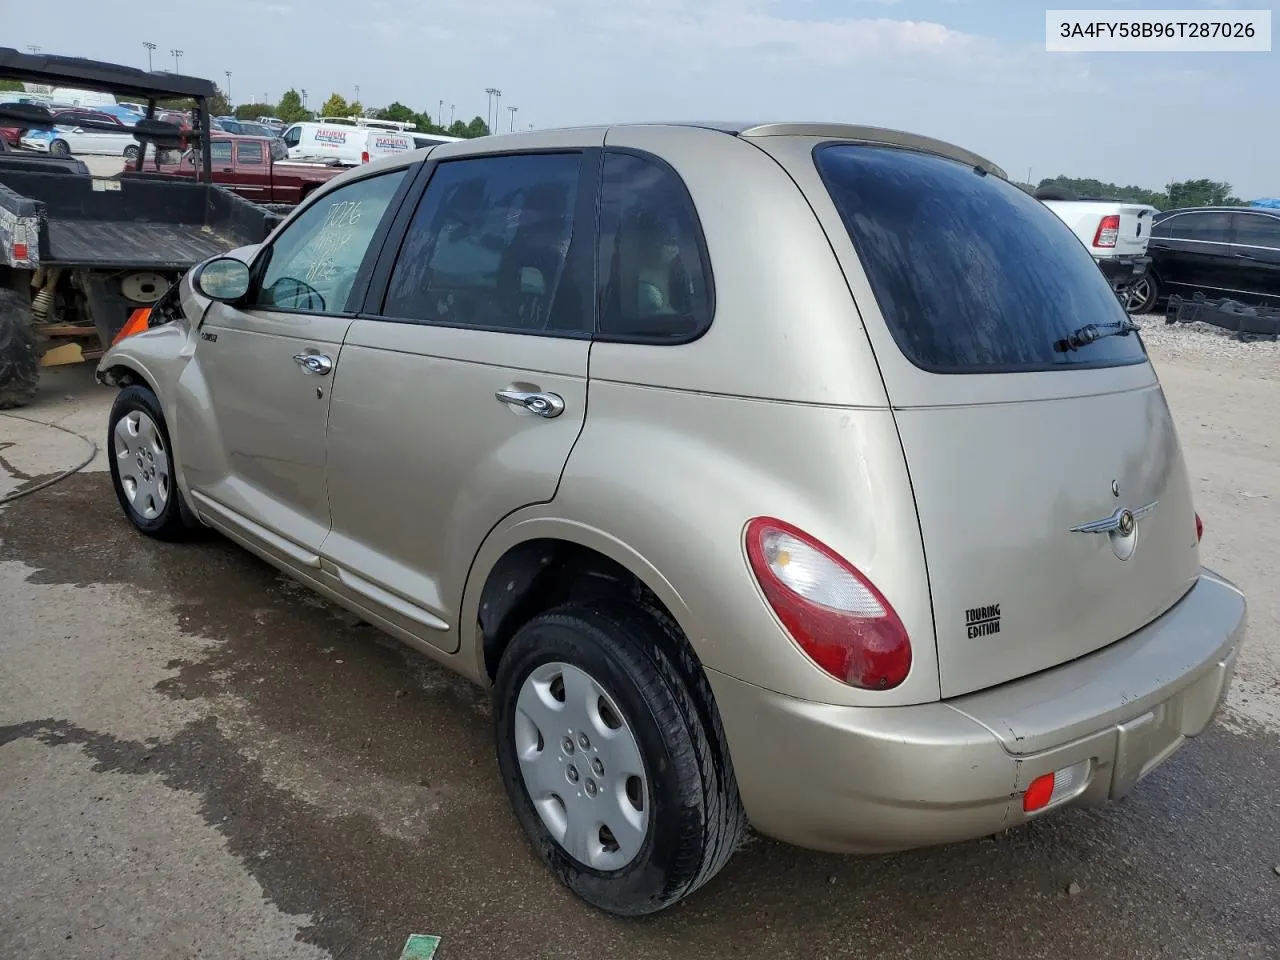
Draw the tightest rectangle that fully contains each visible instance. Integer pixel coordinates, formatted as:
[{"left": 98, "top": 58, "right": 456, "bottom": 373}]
[
  {"left": 361, "top": 150, "right": 370, "bottom": 164},
  {"left": 745, "top": 517, "right": 911, "bottom": 690},
  {"left": 1093, "top": 214, "right": 1120, "bottom": 248},
  {"left": 1195, "top": 512, "right": 1203, "bottom": 542}
]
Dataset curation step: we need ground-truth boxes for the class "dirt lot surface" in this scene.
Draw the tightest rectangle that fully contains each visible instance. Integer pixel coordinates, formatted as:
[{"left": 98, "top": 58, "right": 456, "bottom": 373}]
[{"left": 2, "top": 321, "right": 1278, "bottom": 960}]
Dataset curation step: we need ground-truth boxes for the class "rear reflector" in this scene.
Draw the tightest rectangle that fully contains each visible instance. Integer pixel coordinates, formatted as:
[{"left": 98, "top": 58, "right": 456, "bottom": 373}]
[
  {"left": 1195, "top": 512, "right": 1203, "bottom": 542},
  {"left": 1093, "top": 214, "right": 1120, "bottom": 248},
  {"left": 1023, "top": 760, "right": 1091, "bottom": 813},
  {"left": 12, "top": 242, "right": 28, "bottom": 261}
]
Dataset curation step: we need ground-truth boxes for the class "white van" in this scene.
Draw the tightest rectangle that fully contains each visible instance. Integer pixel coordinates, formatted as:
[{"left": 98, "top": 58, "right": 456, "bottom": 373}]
[{"left": 281, "top": 122, "right": 416, "bottom": 165}]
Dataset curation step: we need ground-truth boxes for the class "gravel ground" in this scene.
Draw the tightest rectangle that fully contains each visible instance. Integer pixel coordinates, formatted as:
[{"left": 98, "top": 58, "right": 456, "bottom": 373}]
[{"left": 1134, "top": 311, "right": 1280, "bottom": 375}]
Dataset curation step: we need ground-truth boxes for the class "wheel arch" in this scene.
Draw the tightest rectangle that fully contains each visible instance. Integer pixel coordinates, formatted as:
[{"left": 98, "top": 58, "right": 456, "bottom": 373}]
[{"left": 462, "top": 516, "right": 697, "bottom": 686}]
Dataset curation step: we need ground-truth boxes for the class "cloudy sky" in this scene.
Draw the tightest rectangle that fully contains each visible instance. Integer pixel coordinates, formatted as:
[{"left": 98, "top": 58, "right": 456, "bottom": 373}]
[{"left": 10, "top": 0, "right": 1278, "bottom": 197}]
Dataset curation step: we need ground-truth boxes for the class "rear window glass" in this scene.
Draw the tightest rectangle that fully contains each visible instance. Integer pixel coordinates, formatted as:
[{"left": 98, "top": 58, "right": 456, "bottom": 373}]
[{"left": 815, "top": 144, "right": 1147, "bottom": 373}]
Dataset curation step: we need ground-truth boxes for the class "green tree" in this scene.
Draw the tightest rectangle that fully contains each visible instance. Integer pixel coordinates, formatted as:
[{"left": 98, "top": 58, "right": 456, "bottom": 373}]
[
  {"left": 0, "top": 79, "right": 25, "bottom": 93},
  {"left": 457, "top": 116, "right": 489, "bottom": 138},
  {"left": 276, "top": 89, "right": 311, "bottom": 124},
  {"left": 377, "top": 101, "right": 418, "bottom": 124},
  {"left": 319, "top": 93, "right": 351, "bottom": 118},
  {"left": 1166, "top": 178, "right": 1243, "bottom": 208},
  {"left": 207, "top": 85, "right": 230, "bottom": 117},
  {"left": 233, "top": 102, "right": 264, "bottom": 120}
]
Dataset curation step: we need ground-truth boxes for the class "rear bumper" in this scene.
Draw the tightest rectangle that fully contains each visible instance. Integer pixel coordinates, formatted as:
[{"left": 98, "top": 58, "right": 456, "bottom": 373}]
[
  {"left": 708, "top": 568, "right": 1244, "bottom": 854},
  {"left": 1096, "top": 254, "right": 1151, "bottom": 287}
]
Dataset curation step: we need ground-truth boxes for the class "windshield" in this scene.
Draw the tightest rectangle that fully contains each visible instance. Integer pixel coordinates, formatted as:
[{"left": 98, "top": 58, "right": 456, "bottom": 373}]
[{"left": 814, "top": 143, "right": 1147, "bottom": 374}]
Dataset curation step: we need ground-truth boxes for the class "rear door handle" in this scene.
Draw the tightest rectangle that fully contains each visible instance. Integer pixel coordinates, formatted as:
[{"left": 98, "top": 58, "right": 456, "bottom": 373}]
[
  {"left": 293, "top": 352, "right": 333, "bottom": 376},
  {"left": 495, "top": 389, "right": 565, "bottom": 418}
]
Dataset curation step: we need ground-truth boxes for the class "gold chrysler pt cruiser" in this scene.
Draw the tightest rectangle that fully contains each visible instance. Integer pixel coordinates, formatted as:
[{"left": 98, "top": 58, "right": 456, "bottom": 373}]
[{"left": 96, "top": 121, "right": 1247, "bottom": 916}]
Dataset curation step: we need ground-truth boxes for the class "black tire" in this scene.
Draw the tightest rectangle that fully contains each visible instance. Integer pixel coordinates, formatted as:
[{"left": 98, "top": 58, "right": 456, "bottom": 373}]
[
  {"left": 106, "top": 384, "right": 201, "bottom": 540},
  {"left": 0, "top": 287, "right": 38, "bottom": 410},
  {"left": 123, "top": 144, "right": 140, "bottom": 162},
  {"left": 1124, "top": 272, "right": 1160, "bottom": 315},
  {"left": 49, "top": 139, "right": 70, "bottom": 158},
  {"left": 494, "top": 601, "right": 746, "bottom": 916}
]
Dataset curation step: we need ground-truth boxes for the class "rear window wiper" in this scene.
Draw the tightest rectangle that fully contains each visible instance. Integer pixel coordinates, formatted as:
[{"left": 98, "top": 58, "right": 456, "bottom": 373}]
[{"left": 1053, "top": 318, "right": 1140, "bottom": 353}]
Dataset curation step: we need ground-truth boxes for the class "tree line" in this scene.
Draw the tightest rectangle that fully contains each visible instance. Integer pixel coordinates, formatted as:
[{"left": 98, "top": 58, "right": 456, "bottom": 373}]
[
  {"left": 222, "top": 88, "right": 491, "bottom": 139},
  {"left": 1015, "top": 175, "right": 1252, "bottom": 209}
]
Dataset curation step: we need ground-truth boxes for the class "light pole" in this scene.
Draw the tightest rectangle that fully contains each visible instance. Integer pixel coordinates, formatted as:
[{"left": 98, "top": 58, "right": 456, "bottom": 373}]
[
  {"left": 301, "top": 89, "right": 308, "bottom": 111},
  {"left": 354, "top": 84, "right": 360, "bottom": 110},
  {"left": 142, "top": 41, "right": 155, "bottom": 71},
  {"left": 484, "top": 88, "right": 499, "bottom": 134},
  {"left": 507, "top": 105, "right": 517, "bottom": 132},
  {"left": 494, "top": 89, "right": 502, "bottom": 134},
  {"left": 26, "top": 45, "right": 41, "bottom": 54},
  {"left": 225, "top": 70, "right": 232, "bottom": 106},
  {"left": 170, "top": 48, "right": 183, "bottom": 74},
  {"left": 438, "top": 99, "right": 444, "bottom": 128},
  {"left": 450, "top": 104, "right": 455, "bottom": 125}
]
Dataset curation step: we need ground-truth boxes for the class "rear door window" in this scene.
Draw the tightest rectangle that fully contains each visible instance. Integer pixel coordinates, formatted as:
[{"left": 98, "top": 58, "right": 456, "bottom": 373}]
[
  {"left": 814, "top": 144, "right": 1146, "bottom": 373},
  {"left": 1231, "top": 212, "right": 1280, "bottom": 249},
  {"left": 211, "top": 140, "right": 233, "bottom": 163},
  {"left": 236, "top": 140, "right": 265, "bottom": 164}
]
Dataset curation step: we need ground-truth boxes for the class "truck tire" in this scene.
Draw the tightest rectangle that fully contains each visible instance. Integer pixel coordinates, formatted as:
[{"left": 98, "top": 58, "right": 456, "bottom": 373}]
[{"left": 0, "top": 288, "right": 38, "bottom": 410}]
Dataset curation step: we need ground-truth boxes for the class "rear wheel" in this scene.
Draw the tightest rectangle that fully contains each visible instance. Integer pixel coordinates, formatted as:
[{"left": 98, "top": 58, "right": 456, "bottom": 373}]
[
  {"left": 107, "top": 385, "right": 200, "bottom": 540},
  {"left": 0, "top": 288, "right": 38, "bottom": 410},
  {"left": 494, "top": 601, "right": 745, "bottom": 916},
  {"left": 1124, "top": 272, "right": 1160, "bottom": 315},
  {"left": 49, "top": 139, "right": 70, "bottom": 158},
  {"left": 123, "top": 144, "right": 140, "bottom": 162}
]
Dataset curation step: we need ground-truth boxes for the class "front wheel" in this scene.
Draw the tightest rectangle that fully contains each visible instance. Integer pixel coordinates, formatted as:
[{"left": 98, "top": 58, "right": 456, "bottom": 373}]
[
  {"left": 123, "top": 144, "right": 140, "bottom": 162},
  {"left": 494, "top": 602, "right": 745, "bottom": 916},
  {"left": 107, "top": 385, "right": 200, "bottom": 540},
  {"left": 1124, "top": 272, "right": 1160, "bottom": 315},
  {"left": 0, "top": 288, "right": 38, "bottom": 410},
  {"left": 49, "top": 139, "right": 70, "bottom": 158}
]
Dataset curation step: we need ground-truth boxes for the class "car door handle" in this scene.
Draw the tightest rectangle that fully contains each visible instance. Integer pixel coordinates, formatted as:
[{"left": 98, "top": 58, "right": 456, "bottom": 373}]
[
  {"left": 495, "top": 389, "right": 565, "bottom": 418},
  {"left": 293, "top": 352, "right": 333, "bottom": 376}
]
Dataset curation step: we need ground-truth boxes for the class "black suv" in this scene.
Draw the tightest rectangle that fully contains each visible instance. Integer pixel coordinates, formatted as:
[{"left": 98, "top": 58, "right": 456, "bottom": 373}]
[{"left": 1130, "top": 206, "right": 1280, "bottom": 312}]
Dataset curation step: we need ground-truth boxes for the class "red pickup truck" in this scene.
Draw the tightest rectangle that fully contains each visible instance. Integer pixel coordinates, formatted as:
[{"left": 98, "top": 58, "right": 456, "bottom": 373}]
[{"left": 153, "top": 134, "right": 344, "bottom": 205}]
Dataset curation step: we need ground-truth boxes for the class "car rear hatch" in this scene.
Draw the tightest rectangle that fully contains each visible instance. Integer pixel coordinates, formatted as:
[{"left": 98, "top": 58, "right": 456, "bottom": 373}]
[{"left": 781, "top": 140, "right": 1203, "bottom": 698}]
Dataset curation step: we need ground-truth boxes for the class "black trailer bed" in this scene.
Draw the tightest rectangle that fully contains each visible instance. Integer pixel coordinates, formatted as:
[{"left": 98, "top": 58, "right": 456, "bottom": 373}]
[
  {"left": 46, "top": 220, "right": 242, "bottom": 270},
  {"left": 0, "top": 168, "right": 281, "bottom": 270}
]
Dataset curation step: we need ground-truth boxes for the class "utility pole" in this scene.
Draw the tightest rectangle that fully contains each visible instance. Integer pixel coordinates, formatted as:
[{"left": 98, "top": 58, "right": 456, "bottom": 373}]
[
  {"left": 508, "top": 105, "right": 517, "bottom": 132},
  {"left": 26, "top": 45, "right": 41, "bottom": 54},
  {"left": 494, "top": 89, "right": 501, "bottom": 134},
  {"left": 225, "top": 70, "right": 232, "bottom": 105},
  {"left": 301, "top": 89, "right": 308, "bottom": 110},
  {"left": 450, "top": 104, "right": 455, "bottom": 125},
  {"left": 142, "top": 41, "right": 155, "bottom": 71},
  {"left": 438, "top": 99, "right": 444, "bottom": 127},
  {"left": 354, "top": 83, "right": 360, "bottom": 109},
  {"left": 484, "top": 88, "right": 499, "bottom": 134},
  {"left": 170, "top": 48, "right": 183, "bottom": 74}
]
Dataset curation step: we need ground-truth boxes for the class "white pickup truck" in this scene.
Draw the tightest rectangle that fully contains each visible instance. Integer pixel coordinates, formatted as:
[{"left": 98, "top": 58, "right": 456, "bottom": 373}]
[{"left": 1037, "top": 186, "right": 1161, "bottom": 313}]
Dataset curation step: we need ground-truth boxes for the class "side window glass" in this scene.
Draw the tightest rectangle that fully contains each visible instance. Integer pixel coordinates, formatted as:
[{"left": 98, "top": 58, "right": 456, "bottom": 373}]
[
  {"left": 283, "top": 127, "right": 301, "bottom": 148},
  {"left": 253, "top": 169, "right": 407, "bottom": 315},
  {"left": 210, "top": 140, "right": 233, "bottom": 164},
  {"left": 382, "top": 152, "right": 586, "bottom": 332},
  {"left": 237, "top": 140, "right": 265, "bottom": 164},
  {"left": 597, "top": 152, "right": 712, "bottom": 340},
  {"left": 1233, "top": 213, "right": 1280, "bottom": 248},
  {"left": 1171, "top": 212, "right": 1232, "bottom": 242}
]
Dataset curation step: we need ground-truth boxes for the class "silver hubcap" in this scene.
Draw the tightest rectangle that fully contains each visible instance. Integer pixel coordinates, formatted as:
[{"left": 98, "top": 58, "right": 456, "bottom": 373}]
[
  {"left": 113, "top": 410, "right": 170, "bottom": 520},
  {"left": 1126, "top": 278, "right": 1153, "bottom": 311},
  {"left": 514, "top": 661, "right": 650, "bottom": 870}
]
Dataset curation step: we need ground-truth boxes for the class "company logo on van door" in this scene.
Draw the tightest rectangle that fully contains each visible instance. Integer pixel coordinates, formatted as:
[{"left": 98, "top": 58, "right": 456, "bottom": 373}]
[
  {"left": 314, "top": 128, "right": 349, "bottom": 144},
  {"left": 965, "top": 603, "right": 1001, "bottom": 638},
  {"left": 372, "top": 135, "right": 410, "bottom": 151}
]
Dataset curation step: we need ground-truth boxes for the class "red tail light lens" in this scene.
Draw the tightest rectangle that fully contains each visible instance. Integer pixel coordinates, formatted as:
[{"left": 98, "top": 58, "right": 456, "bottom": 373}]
[
  {"left": 1195, "top": 512, "right": 1203, "bottom": 542},
  {"left": 1093, "top": 214, "right": 1120, "bottom": 248},
  {"left": 745, "top": 518, "right": 911, "bottom": 690},
  {"left": 361, "top": 150, "right": 370, "bottom": 164}
]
